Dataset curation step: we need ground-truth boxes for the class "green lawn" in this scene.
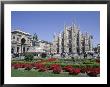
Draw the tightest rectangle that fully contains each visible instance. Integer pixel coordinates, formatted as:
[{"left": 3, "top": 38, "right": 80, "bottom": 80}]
[
  {"left": 11, "top": 58, "right": 99, "bottom": 77},
  {"left": 11, "top": 69, "right": 89, "bottom": 77}
]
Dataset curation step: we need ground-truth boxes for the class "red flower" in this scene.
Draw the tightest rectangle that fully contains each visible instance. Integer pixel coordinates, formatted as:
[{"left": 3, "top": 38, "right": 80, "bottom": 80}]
[
  {"left": 34, "top": 63, "right": 45, "bottom": 69},
  {"left": 24, "top": 64, "right": 33, "bottom": 70},
  {"left": 48, "top": 64, "right": 62, "bottom": 74},
  {"left": 20, "top": 63, "right": 26, "bottom": 68},
  {"left": 63, "top": 65, "right": 73, "bottom": 72},
  {"left": 49, "top": 64, "right": 60, "bottom": 70},
  {"left": 13, "top": 64, "right": 21, "bottom": 69},
  {"left": 80, "top": 67, "right": 87, "bottom": 73},
  {"left": 87, "top": 68, "right": 100, "bottom": 77},
  {"left": 53, "top": 66, "right": 62, "bottom": 74},
  {"left": 69, "top": 68, "right": 80, "bottom": 75},
  {"left": 47, "top": 58, "right": 57, "bottom": 62},
  {"left": 33, "top": 63, "right": 46, "bottom": 72},
  {"left": 38, "top": 67, "right": 47, "bottom": 72}
]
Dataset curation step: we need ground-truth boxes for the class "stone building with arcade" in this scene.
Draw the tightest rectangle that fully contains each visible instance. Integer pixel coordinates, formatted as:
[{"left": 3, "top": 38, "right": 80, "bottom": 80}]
[
  {"left": 11, "top": 30, "right": 33, "bottom": 54},
  {"left": 11, "top": 30, "right": 52, "bottom": 55}
]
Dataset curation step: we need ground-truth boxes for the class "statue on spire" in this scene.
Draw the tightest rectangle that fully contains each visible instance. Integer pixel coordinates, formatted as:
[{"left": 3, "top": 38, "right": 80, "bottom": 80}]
[
  {"left": 32, "top": 33, "right": 38, "bottom": 46},
  {"left": 33, "top": 33, "right": 38, "bottom": 41},
  {"left": 53, "top": 32, "right": 56, "bottom": 39},
  {"left": 64, "top": 22, "right": 66, "bottom": 30},
  {"left": 72, "top": 17, "right": 77, "bottom": 28}
]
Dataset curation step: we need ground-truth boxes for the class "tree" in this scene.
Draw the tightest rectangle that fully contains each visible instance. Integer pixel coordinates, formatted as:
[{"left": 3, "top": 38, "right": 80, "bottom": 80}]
[{"left": 24, "top": 53, "right": 34, "bottom": 61}]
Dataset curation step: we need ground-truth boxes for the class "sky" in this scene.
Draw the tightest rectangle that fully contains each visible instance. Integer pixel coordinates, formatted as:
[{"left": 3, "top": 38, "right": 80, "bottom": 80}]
[{"left": 11, "top": 11, "right": 100, "bottom": 47}]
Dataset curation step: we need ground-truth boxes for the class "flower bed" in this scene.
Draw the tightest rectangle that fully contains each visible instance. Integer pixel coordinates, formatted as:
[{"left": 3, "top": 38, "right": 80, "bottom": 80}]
[{"left": 11, "top": 58, "right": 100, "bottom": 77}]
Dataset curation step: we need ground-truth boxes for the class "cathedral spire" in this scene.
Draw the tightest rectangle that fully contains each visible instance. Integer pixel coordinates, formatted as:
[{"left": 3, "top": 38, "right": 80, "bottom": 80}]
[
  {"left": 53, "top": 32, "right": 56, "bottom": 39},
  {"left": 64, "top": 22, "right": 66, "bottom": 30},
  {"left": 72, "top": 17, "right": 77, "bottom": 28}
]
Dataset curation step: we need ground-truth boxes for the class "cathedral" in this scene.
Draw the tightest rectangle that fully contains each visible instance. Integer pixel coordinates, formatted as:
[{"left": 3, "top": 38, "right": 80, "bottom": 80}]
[
  {"left": 11, "top": 23, "right": 93, "bottom": 56},
  {"left": 51, "top": 23, "right": 93, "bottom": 55}
]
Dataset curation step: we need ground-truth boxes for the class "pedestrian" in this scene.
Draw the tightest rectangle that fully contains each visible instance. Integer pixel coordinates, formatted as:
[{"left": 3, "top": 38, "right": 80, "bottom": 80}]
[{"left": 84, "top": 52, "right": 87, "bottom": 58}]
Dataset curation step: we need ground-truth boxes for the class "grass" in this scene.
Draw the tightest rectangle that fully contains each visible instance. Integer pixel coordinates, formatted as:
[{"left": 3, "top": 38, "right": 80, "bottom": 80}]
[
  {"left": 11, "top": 58, "right": 99, "bottom": 77},
  {"left": 11, "top": 69, "right": 89, "bottom": 77}
]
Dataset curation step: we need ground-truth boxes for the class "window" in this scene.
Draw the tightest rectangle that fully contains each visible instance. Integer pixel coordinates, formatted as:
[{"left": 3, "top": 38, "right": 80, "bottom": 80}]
[
  {"left": 23, "top": 47, "right": 25, "bottom": 53},
  {"left": 11, "top": 48, "right": 14, "bottom": 53},
  {"left": 17, "top": 47, "right": 19, "bottom": 53},
  {"left": 13, "top": 36, "right": 15, "bottom": 39},
  {"left": 27, "top": 48, "right": 29, "bottom": 51},
  {"left": 17, "top": 38, "right": 19, "bottom": 41}
]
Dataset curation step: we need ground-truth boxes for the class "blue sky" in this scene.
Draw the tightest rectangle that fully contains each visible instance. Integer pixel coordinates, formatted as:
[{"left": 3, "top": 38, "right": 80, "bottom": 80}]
[{"left": 11, "top": 11, "right": 100, "bottom": 47}]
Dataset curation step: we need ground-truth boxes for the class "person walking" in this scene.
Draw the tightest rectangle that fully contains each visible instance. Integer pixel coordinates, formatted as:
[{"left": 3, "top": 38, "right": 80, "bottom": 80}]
[{"left": 84, "top": 52, "right": 87, "bottom": 58}]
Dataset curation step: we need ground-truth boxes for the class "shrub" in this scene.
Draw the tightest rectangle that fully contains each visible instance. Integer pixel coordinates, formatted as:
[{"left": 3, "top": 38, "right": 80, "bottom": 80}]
[
  {"left": 83, "top": 60, "right": 95, "bottom": 64},
  {"left": 59, "top": 63, "right": 67, "bottom": 68},
  {"left": 71, "top": 57, "right": 75, "bottom": 62},
  {"left": 85, "top": 63, "right": 100, "bottom": 68},
  {"left": 24, "top": 53, "right": 34, "bottom": 61},
  {"left": 96, "top": 59, "right": 100, "bottom": 63},
  {"left": 72, "top": 64, "right": 81, "bottom": 68}
]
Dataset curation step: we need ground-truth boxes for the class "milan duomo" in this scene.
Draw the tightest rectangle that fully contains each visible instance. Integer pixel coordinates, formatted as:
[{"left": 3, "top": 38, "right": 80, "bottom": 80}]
[
  {"left": 11, "top": 22, "right": 93, "bottom": 56},
  {"left": 52, "top": 23, "right": 93, "bottom": 55}
]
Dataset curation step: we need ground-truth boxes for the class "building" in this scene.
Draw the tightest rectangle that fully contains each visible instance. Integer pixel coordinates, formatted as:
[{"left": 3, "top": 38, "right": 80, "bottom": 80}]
[
  {"left": 11, "top": 22, "right": 93, "bottom": 57},
  {"left": 38, "top": 40, "right": 52, "bottom": 54},
  {"left": 93, "top": 44, "right": 100, "bottom": 54},
  {"left": 97, "top": 44, "right": 100, "bottom": 53},
  {"left": 52, "top": 23, "right": 93, "bottom": 55},
  {"left": 27, "top": 39, "right": 52, "bottom": 58},
  {"left": 11, "top": 29, "right": 52, "bottom": 55},
  {"left": 11, "top": 30, "right": 33, "bottom": 54}
]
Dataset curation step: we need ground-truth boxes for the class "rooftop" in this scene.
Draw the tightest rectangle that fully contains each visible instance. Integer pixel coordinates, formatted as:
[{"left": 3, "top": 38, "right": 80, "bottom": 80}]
[{"left": 11, "top": 29, "right": 31, "bottom": 36}]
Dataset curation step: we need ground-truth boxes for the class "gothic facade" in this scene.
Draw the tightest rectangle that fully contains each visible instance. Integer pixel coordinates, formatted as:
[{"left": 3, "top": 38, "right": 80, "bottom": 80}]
[{"left": 52, "top": 23, "right": 93, "bottom": 54}]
